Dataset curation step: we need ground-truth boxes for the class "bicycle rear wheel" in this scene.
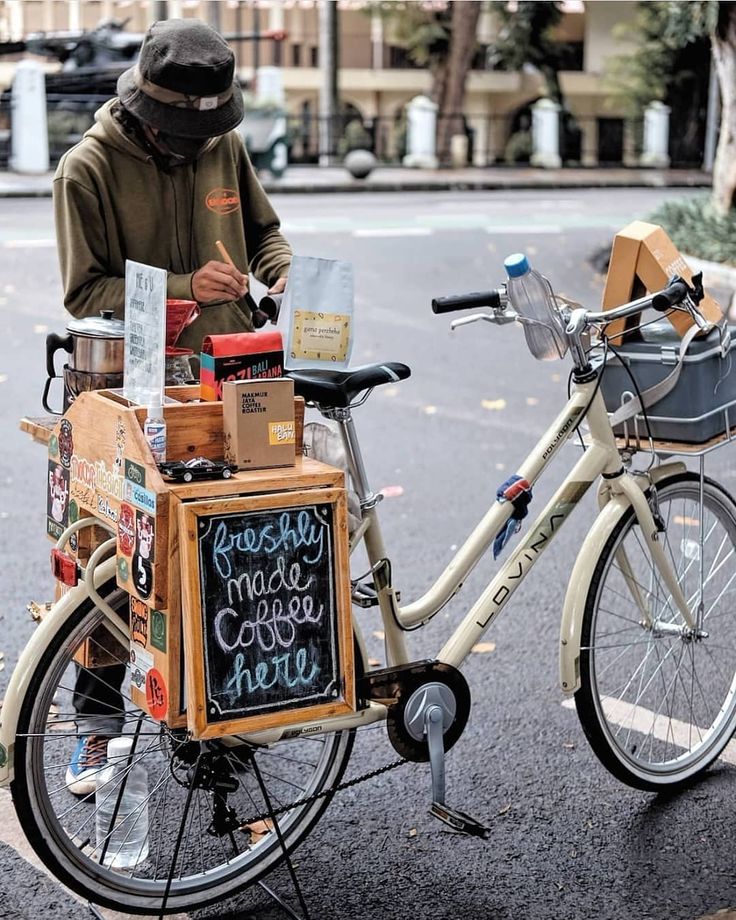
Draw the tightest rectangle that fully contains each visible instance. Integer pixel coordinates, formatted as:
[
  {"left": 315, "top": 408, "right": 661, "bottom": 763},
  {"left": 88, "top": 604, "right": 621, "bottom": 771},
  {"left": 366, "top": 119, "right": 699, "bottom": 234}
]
[
  {"left": 12, "top": 582, "right": 355, "bottom": 915},
  {"left": 575, "top": 473, "right": 736, "bottom": 791}
]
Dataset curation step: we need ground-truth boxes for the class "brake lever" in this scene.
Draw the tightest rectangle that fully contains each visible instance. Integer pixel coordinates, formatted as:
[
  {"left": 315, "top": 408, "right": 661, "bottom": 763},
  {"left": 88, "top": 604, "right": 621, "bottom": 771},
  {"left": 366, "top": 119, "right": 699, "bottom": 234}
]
[
  {"left": 450, "top": 310, "right": 516, "bottom": 331},
  {"left": 686, "top": 302, "right": 709, "bottom": 330}
]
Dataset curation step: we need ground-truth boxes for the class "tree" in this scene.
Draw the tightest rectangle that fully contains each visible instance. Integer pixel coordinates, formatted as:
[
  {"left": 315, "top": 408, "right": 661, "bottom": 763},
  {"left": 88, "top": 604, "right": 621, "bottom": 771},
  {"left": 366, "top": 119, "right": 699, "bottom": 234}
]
[
  {"left": 605, "top": 3, "right": 712, "bottom": 170},
  {"left": 435, "top": 2, "right": 482, "bottom": 164},
  {"left": 375, "top": 1, "right": 481, "bottom": 165},
  {"left": 489, "top": 1, "right": 569, "bottom": 106},
  {"left": 489, "top": 1, "right": 582, "bottom": 163},
  {"left": 712, "top": 2, "right": 736, "bottom": 214},
  {"left": 606, "top": 1, "right": 736, "bottom": 215}
]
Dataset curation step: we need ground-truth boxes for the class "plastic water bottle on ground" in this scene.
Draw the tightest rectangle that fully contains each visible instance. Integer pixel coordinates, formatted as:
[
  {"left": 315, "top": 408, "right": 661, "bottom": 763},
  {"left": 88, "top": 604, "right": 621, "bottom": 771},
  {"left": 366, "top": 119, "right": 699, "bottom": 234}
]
[
  {"left": 504, "top": 253, "right": 567, "bottom": 361},
  {"left": 95, "top": 737, "right": 150, "bottom": 868}
]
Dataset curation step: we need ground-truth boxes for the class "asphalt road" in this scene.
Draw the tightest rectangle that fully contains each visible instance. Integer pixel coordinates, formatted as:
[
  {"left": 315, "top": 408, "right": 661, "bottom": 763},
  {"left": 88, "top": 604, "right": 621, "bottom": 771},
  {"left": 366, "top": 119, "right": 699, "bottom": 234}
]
[{"left": 2, "top": 187, "right": 736, "bottom": 920}]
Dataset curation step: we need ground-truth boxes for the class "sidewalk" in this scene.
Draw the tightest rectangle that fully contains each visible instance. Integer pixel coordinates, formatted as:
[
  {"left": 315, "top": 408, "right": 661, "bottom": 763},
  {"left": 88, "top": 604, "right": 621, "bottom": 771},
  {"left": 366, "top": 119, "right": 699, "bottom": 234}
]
[{"left": 0, "top": 164, "right": 712, "bottom": 198}]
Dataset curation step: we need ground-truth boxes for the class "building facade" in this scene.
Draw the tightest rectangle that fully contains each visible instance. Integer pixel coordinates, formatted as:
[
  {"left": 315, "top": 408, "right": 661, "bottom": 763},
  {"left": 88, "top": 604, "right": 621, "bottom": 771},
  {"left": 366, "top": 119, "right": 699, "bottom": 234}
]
[{"left": 0, "top": 0, "right": 648, "bottom": 166}]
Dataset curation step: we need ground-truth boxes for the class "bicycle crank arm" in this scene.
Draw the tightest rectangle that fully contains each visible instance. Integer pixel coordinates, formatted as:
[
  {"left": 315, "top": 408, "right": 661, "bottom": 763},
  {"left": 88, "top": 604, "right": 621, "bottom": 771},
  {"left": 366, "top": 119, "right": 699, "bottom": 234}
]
[{"left": 424, "top": 704, "right": 489, "bottom": 838}]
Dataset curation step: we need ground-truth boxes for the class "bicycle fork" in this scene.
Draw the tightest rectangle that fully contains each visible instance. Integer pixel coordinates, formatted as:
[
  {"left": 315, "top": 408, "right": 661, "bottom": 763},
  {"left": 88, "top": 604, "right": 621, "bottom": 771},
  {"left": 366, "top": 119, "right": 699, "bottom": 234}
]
[{"left": 603, "top": 473, "right": 697, "bottom": 633}]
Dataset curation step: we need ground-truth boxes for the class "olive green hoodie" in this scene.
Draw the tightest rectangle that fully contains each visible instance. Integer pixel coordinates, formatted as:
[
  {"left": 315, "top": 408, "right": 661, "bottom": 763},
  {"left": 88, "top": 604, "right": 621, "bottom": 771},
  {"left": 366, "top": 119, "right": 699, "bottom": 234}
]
[{"left": 53, "top": 98, "right": 292, "bottom": 350}]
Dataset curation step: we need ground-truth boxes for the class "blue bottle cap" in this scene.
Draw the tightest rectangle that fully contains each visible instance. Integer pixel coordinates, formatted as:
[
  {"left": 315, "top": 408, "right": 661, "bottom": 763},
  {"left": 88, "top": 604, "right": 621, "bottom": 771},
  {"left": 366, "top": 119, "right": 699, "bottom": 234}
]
[{"left": 504, "top": 253, "right": 529, "bottom": 278}]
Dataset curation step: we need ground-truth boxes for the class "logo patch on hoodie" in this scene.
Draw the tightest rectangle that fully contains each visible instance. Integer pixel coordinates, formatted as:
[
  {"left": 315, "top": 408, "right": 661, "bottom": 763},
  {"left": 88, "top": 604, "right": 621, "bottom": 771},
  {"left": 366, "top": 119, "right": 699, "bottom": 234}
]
[{"left": 205, "top": 188, "right": 241, "bottom": 215}]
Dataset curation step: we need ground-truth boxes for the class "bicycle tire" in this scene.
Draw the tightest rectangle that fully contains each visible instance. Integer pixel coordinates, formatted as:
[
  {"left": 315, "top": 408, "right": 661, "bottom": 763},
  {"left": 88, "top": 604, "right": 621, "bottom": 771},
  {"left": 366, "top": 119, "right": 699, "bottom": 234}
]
[
  {"left": 575, "top": 472, "right": 736, "bottom": 791},
  {"left": 11, "top": 580, "right": 355, "bottom": 915}
]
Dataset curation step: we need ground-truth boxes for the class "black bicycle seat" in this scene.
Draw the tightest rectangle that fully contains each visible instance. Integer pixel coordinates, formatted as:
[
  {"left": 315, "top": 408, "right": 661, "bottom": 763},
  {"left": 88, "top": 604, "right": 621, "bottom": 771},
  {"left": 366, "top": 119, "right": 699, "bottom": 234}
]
[{"left": 287, "top": 362, "right": 411, "bottom": 408}]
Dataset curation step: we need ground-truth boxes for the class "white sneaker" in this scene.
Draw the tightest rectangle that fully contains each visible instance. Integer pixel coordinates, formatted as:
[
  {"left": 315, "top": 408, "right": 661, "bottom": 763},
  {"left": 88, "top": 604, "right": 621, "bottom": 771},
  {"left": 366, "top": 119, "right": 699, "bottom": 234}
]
[{"left": 65, "top": 735, "right": 109, "bottom": 796}]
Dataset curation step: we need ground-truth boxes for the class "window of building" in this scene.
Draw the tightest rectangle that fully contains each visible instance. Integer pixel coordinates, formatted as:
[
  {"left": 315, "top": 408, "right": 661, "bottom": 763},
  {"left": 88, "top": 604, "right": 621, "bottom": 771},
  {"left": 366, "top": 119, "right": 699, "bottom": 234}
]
[
  {"left": 292, "top": 44, "right": 301, "bottom": 67},
  {"left": 310, "top": 46, "right": 318, "bottom": 67},
  {"left": 471, "top": 44, "right": 490, "bottom": 70},
  {"left": 387, "top": 46, "right": 421, "bottom": 69},
  {"left": 556, "top": 41, "right": 584, "bottom": 71}
]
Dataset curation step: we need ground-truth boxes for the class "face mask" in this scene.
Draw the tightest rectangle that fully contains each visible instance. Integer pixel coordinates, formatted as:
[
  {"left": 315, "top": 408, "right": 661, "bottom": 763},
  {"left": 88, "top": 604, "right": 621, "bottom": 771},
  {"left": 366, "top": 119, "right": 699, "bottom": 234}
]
[{"left": 155, "top": 132, "right": 210, "bottom": 161}]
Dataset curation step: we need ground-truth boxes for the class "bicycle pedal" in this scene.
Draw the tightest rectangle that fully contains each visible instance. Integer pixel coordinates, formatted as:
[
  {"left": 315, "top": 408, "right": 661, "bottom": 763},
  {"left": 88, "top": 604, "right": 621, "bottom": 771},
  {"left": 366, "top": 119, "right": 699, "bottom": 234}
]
[
  {"left": 351, "top": 579, "right": 379, "bottom": 608},
  {"left": 429, "top": 802, "right": 490, "bottom": 839},
  {"left": 351, "top": 579, "right": 401, "bottom": 608}
]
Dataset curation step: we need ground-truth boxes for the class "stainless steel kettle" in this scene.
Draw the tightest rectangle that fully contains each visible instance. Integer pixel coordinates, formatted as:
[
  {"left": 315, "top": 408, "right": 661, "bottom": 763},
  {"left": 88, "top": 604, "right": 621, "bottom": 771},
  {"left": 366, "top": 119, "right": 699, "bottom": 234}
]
[{"left": 42, "top": 309, "right": 126, "bottom": 413}]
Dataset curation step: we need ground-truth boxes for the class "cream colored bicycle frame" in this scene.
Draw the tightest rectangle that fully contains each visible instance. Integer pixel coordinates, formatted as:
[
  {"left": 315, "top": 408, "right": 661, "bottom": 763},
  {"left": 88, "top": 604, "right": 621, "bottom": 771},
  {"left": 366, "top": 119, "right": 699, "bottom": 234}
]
[
  {"left": 355, "top": 379, "right": 691, "bottom": 679},
  {"left": 0, "top": 379, "right": 692, "bottom": 780}
]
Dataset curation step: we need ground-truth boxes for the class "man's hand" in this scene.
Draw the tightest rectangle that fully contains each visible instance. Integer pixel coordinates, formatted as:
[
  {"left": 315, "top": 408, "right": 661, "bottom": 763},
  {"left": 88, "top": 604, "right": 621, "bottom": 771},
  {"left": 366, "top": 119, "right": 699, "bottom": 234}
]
[
  {"left": 192, "top": 260, "right": 248, "bottom": 304},
  {"left": 267, "top": 276, "right": 288, "bottom": 295}
]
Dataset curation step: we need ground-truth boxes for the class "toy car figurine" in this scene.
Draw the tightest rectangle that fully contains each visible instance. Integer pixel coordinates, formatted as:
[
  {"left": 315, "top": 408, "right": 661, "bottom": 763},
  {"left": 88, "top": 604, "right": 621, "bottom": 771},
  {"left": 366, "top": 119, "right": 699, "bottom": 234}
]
[{"left": 157, "top": 457, "right": 238, "bottom": 483}]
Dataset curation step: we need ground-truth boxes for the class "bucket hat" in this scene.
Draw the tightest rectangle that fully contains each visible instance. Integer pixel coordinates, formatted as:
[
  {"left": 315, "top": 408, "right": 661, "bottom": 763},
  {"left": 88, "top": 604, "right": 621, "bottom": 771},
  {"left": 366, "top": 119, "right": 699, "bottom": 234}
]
[{"left": 117, "top": 19, "right": 244, "bottom": 139}]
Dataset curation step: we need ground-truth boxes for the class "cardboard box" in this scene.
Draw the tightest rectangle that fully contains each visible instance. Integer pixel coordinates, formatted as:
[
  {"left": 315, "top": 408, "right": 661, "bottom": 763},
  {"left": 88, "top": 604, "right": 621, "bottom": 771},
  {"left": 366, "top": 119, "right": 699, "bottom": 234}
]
[
  {"left": 602, "top": 221, "right": 723, "bottom": 343},
  {"left": 223, "top": 378, "right": 296, "bottom": 470},
  {"left": 200, "top": 330, "right": 284, "bottom": 401}
]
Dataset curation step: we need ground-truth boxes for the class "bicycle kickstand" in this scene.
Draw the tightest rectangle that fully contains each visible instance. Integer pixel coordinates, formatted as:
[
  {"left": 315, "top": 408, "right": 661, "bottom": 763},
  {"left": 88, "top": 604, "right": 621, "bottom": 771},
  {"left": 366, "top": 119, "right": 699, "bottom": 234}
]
[{"left": 424, "top": 705, "right": 490, "bottom": 840}]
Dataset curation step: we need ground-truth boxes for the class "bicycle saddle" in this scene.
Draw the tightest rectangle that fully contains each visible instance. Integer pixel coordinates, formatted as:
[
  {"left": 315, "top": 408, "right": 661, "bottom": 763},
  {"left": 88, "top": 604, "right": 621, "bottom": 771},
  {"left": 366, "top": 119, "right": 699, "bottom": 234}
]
[{"left": 288, "top": 362, "right": 411, "bottom": 408}]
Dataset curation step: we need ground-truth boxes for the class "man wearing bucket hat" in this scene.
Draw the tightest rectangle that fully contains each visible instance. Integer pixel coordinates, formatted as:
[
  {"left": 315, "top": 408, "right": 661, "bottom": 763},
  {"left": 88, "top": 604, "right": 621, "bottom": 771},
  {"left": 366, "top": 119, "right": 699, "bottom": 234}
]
[
  {"left": 54, "top": 17, "right": 292, "bottom": 354},
  {"left": 55, "top": 19, "right": 292, "bottom": 796}
]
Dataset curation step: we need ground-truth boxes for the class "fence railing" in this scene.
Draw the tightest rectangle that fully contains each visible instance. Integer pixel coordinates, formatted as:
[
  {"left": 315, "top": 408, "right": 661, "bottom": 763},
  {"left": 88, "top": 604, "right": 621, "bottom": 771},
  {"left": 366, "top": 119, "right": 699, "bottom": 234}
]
[{"left": 0, "top": 92, "right": 706, "bottom": 169}]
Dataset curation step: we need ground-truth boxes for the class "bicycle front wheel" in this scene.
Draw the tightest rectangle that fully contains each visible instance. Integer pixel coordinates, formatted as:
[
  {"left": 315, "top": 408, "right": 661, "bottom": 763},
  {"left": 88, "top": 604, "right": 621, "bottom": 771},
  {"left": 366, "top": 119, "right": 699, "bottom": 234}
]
[
  {"left": 575, "top": 473, "right": 736, "bottom": 791},
  {"left": 12, "top": 582, "right": 355, "bottom": 915}
]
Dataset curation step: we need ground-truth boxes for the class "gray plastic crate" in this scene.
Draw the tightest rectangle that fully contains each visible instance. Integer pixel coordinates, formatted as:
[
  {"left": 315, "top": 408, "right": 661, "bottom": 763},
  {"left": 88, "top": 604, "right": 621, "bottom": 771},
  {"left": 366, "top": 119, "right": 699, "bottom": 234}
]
[{"left": 597, "top": 321, "right": 736, "bottom": 443}]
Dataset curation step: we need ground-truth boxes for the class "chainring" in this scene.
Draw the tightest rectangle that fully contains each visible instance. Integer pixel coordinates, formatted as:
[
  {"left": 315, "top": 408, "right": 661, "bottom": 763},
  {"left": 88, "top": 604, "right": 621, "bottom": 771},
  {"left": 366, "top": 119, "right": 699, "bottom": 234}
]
[{"left": 361, "top": 660, "right": 471, "bottom": 763}]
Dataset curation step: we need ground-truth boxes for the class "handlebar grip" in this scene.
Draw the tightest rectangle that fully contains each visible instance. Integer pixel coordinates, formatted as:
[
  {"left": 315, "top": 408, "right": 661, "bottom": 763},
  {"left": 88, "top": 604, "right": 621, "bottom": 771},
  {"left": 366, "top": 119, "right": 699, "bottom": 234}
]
[
  {"left": 432, "top": 290, "right": 502, "bottom": 315},
  {"left": 652, "top": 280, "right": 690, "bottom": 312}
]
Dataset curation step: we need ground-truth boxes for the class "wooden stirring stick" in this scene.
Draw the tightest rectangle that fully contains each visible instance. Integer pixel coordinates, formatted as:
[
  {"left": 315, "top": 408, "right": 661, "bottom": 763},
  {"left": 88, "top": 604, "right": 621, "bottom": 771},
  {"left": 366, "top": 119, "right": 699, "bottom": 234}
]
[
  {"left": 215, "top": 239, "right": 266, "bottom": 325},
  {"left": 215, "top": 238, "right": 236, "bottom": 268}
]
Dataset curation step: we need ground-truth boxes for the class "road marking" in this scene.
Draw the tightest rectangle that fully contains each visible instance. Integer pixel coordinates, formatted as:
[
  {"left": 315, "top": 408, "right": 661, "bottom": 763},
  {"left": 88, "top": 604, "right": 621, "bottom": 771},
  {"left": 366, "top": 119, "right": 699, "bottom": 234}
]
[
  {"left": 485, "top": 225, "right": 562, "bottom": 234},
  {"left": 3, "top": 239, "right": 56, "bottom": 248},
  {"left": 0, "top": 788, "right": 189, "bottom": 919},
  {"left": 353, "top": 227, "right": 433, "bottom": 238},
  {"left": 561, "top": 696, "right": 736, "bottom": 765}
]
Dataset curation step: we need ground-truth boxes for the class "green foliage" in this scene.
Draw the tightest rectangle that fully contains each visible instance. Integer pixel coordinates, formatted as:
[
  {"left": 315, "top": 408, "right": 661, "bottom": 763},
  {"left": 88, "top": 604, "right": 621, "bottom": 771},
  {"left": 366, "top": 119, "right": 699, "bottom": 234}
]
[
  {"left": 370, "top": 1, "right": 450, "bottom": 70},
  {"left": 337, "top": 119, "right": 373, "bottom": 158},
  {"left": 489, "top": 0, "right": 563, "bottom": 70},
  {"left": 47, "top": 110, "right": 94, "bottom": 150},
  {"left": 489, "top": 1, "right": 569, "bottom": 102},
  {"left": 504, "top": 130, "right": 532, "bottom": 164},
  {"left": 649, "top": 194, "right": 736, "bottom": 264},
  {"left": 605, "top": 1, "right": 717, "bottom": 117}
]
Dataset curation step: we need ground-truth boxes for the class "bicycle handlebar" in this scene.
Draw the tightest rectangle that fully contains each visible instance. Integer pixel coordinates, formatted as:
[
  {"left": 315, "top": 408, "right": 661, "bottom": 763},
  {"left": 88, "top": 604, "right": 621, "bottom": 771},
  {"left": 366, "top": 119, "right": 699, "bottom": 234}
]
[
  {"left": 651, "top": 279, "right": 690, "bottom": 312},
  {"left": 583, "top": 275, "right": 697, "bottom": 326},
  {"left": 431, "top": 274, "right": 707, "bottom": 344},
  {"left": 432, "top": 290, "right": 503, "bottom": 314}
]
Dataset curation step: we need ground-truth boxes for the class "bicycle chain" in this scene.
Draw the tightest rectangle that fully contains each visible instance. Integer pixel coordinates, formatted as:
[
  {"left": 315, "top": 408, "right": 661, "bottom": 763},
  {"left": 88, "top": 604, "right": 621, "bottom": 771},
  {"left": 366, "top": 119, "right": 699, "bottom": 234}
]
[{"left": 238, "top": 756, "right": 410, "bottom": 830}]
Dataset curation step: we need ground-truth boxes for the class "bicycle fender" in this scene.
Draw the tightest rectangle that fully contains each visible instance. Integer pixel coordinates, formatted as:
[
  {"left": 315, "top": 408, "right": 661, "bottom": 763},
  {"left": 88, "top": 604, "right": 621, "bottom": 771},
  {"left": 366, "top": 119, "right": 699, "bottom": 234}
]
[
  {"left": 559, "top": 462, "right": 686, "bottom": 694},
  {"left": 0, "top": 557, "right": 117, "bottom": 787}
]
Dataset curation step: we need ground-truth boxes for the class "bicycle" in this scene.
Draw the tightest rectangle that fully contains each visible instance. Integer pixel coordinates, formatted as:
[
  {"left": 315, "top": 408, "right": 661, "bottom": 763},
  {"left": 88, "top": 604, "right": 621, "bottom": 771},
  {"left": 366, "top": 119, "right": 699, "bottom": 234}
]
[{"left": 2, "top": 271, "right": 736, "bottom": 916}]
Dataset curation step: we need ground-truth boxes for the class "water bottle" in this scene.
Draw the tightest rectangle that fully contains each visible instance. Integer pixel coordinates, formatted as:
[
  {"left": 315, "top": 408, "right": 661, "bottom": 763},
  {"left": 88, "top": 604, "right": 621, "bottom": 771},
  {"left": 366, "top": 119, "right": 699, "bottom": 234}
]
[
  {"left": 504, "top": 253, "right": 567, "bottom": 361},
  {"left": 95, "top": 737, "right": 150, "bottom": 868},
  {"left": 144, "top": 402, "right": 166, "bottom": 463}
]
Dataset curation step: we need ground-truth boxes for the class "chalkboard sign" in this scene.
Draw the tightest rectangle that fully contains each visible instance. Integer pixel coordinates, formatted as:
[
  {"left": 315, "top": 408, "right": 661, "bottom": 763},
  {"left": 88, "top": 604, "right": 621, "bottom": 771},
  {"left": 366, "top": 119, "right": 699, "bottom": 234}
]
[{"left": 179, "top": 487, "right": 355, "bottom": 738}]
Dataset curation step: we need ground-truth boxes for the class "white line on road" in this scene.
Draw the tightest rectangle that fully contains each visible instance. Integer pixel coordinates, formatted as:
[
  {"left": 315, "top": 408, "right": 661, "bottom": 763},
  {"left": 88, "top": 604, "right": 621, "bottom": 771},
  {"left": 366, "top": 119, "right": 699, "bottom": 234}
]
[
  {"left": 353, "top": 227, "right": 434, "bottom": 238},
  {"left": 485, "top": 225, "right": 562, "bottom": 234},
  {"left": 3, "top": 239, "right": 56, "bottom": 248},
  {"left": 560, "top": 696, "right": 736, "bottom": 765}
]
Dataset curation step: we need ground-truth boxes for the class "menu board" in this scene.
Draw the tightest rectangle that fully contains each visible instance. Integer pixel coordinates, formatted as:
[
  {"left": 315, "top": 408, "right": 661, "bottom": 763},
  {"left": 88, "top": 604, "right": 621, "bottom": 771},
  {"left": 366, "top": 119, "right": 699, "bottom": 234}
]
[
  {"left": 123, "top": 259, "right": 166, "bottom": 407},
  {"left": 179, "top": 488, "right": 355, "bottom": 738}
]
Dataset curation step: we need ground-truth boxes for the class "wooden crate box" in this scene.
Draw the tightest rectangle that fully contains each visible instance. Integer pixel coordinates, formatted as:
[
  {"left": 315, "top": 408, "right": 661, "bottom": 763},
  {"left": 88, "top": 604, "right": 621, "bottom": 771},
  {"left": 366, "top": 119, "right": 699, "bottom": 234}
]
[{"left": 37, "top": 387, "right": 337, "bottom": 730}]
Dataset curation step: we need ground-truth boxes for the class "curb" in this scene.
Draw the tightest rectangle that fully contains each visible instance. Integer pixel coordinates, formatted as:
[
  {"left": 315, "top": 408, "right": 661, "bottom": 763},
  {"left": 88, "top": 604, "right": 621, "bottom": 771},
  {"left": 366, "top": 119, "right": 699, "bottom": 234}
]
[
  {"left": 684, "top": 254, "right": 736, "bottom": 288},
  {"left": 0, "top": 172, "right": 713, "bottom": 199},
  {"left": 260, "top": 176, "right": 712, "bottom": 196}
]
